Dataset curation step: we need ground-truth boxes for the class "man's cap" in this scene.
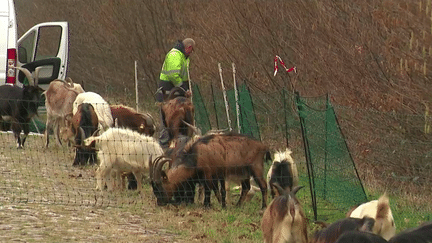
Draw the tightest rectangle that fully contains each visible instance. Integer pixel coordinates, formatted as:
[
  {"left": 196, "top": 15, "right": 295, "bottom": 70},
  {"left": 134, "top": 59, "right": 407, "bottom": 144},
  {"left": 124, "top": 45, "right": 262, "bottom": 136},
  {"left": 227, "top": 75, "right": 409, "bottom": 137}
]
[{"left": 182, "top": 38, "right": 195, "bottom": 47}]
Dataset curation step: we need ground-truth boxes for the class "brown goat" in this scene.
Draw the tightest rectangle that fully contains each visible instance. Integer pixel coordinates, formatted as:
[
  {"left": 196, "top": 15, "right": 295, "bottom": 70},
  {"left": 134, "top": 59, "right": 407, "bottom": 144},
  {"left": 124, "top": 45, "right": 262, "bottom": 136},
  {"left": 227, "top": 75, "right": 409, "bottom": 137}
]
[
  {"left": 110, "top": 105, "right": 155, "bottom": 136},
  {"left": 43, "top": 77, "right": 85, "bottom": 147},
  {"left": 70, "top": 103, "right": 99, "bottom": 166},
  {"left": 150, "top": 132, "right": 271, "bottom": 209},
  {"left": 310, "top": 217, "right": 375, "bottom": 243},
  {"left": 261, "top": 184, "right": 308, "bottom": 243},
  {"left": 160, "top": 87, "right": 195, "bottom": 146}
]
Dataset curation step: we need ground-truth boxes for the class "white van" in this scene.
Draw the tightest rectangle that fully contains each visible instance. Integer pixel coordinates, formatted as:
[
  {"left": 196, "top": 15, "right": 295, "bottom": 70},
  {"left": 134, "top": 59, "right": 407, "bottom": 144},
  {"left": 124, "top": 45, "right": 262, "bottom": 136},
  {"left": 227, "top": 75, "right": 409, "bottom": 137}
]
[{"left": 0, "top": 0, "right": 68, "bottom": 89}]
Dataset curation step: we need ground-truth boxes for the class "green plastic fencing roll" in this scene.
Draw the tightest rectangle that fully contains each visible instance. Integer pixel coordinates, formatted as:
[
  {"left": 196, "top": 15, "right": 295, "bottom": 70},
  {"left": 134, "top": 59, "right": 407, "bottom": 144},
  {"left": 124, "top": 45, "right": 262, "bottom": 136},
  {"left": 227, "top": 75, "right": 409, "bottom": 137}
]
[{"left": 295, "top": 92, "right": 367, "bottom": 221}]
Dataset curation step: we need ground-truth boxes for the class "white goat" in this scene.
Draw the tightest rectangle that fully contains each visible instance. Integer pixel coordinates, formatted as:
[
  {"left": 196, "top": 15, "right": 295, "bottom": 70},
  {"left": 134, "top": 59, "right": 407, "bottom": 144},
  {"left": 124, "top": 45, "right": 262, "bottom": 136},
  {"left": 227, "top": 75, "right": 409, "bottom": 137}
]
[
  {"left": 349, "top": 194, "right": 396, "bottom": 240},
  {"left": 267, "top": 148, "right": 299, "bottom": 198},
  {"left": 73, "top": 92, "right": 113, "bottom": 130},
  {"left": 84, "top": 127, "right": 164, "bottom": 191}
]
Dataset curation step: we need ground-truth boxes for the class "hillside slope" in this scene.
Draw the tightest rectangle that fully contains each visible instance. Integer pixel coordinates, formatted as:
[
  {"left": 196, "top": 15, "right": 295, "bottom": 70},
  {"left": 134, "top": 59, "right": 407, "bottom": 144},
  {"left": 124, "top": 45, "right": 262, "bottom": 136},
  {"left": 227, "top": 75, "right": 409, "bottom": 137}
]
[{"left": 15, "top": 0, "right": 432, "bottom": 199}]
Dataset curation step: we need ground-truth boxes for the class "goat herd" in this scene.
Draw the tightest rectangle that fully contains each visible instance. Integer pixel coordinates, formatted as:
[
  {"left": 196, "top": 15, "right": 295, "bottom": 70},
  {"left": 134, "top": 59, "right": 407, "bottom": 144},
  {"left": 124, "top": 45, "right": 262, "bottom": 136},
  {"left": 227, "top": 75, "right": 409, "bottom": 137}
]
[{"left": 0, "top": 69, "right": 431, "bottom": 242}]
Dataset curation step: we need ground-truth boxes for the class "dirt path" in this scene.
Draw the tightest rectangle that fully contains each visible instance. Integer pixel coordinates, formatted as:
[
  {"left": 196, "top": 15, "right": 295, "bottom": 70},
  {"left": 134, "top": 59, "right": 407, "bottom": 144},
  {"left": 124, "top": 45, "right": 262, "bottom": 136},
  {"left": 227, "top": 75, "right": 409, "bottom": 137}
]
[{"left": 0, "top": 203, "right": 184, "bottom": 242}]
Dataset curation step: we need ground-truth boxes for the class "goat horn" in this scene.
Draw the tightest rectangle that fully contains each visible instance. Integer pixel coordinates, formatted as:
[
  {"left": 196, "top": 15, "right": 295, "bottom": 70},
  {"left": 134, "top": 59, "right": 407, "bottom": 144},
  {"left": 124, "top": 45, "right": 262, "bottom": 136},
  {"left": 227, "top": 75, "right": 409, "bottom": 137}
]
[
  {"left": 153, "top": 156, "right": 171, "bottom": 182},
  {"left": 15, "top": 67, "right": 34, "bottom": 86},
  {"left": 91, "top": 129, "right": 100, "bottom": 137},
  {"left": 34, "top": 67, "right": 42, "bottom": 86},
  {"left": 79, "top": 127, "right": 86, "bottom": 145},
  {"left": 149, "top": 155, "right": 168, "bottom": 180},
  {"left": 290, "top": 185, "right": 304, "bottom": 195},
  {"left": 166, "top": 86, "right": 187, "bottom": 100},
  {"left": 182, "top": 120, "right": 201, "bottom": 136},
  {"left": 149, "top": 155, "right": 154, "bottom": 180},
  {"left": 150, "top": 155, "right": 162, "bottom": 181},
  {"left": 271, "top": 182, "right": 285, "bottom": 197},
  {"left": 143, "top": 113, "right": 154, "bottom": 127}
]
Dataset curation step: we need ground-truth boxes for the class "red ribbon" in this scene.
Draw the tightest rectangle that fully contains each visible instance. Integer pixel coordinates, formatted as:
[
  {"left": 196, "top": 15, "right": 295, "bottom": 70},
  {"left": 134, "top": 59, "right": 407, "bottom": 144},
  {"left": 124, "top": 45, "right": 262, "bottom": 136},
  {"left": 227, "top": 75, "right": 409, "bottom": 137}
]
[{"left": 274, "top": 55, "right": 296, "bottom": 76}]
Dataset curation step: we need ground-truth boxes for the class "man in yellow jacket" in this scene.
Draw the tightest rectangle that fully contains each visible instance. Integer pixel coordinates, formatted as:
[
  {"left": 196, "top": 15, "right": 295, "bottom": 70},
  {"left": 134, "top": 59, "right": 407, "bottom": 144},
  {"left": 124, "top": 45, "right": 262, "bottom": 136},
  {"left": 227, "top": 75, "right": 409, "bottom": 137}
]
[
  {"left": 156, "top": 38, "right": 195, "bottom": 102},
  {"left": 156, "top": 38, "right": 195, "bottom": 148}
]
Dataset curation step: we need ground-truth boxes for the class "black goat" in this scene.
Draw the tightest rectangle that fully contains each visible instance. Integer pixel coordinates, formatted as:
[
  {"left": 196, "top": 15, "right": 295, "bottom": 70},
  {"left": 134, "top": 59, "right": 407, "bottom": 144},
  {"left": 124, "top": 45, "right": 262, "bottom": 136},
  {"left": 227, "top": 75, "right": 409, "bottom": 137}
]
[
  {"left": 334, "top": 231, "right": 388, "bottom": 243},
  {"left": 0, "top": 67, "right": 43, "bottom": 148},
  {"left": 311, "top": 217, "right": 376, "bottom": 243},
  {"left": 388, "top": 220, "right": 432, "bottom": 243}
]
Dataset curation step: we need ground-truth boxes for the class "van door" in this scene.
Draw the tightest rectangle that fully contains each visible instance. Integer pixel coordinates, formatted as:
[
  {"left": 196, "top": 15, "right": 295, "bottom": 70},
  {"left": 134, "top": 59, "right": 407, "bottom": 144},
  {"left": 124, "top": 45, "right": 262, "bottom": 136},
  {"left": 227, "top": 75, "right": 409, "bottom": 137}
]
[{"left": 17, "top": 21, "right": 68, "bottom": 89}]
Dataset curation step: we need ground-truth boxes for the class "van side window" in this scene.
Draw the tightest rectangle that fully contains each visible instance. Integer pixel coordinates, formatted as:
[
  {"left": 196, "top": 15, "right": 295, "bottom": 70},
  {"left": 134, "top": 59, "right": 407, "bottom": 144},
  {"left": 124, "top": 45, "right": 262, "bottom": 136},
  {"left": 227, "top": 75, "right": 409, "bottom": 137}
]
[
  {"left": 35, "top": 26, "right": 62, "bottom": 61},
  {"left": 18, "top": 31, "right": 35, "bottom": 64}
]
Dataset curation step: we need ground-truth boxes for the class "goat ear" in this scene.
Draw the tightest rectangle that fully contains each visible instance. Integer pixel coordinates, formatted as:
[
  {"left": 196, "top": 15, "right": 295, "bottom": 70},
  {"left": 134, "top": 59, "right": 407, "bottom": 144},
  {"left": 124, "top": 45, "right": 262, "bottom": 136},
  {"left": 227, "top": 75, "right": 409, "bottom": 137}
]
[
  {"left": 65, "top": 113, "right": 73, "bottom": 122},
  {"left": 161, "top": 171, "right": 168, "bottom": 182}
]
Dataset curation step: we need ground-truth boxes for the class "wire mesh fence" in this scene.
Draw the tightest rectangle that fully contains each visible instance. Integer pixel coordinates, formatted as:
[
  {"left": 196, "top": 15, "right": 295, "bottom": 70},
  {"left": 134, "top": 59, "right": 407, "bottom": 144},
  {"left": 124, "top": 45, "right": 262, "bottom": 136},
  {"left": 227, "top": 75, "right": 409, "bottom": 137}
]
[{"left": 1, "top": 84, "right": 432, "bottom": 233}]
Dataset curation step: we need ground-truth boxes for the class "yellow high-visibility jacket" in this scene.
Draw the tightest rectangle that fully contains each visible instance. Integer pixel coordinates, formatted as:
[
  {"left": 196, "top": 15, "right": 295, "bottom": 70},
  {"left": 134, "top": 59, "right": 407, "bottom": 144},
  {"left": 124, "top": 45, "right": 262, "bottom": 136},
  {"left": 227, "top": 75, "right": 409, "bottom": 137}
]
[{"left": 159, "top": 48, "right": 190, "bottom": 87}]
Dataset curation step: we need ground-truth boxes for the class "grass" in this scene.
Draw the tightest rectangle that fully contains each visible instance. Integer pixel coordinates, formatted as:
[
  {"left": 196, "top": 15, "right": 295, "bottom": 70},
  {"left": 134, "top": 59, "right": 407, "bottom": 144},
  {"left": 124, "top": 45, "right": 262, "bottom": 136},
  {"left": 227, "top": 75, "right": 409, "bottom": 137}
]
[{"left": 1, "top": 132, "right": 432, "bottom": 242}]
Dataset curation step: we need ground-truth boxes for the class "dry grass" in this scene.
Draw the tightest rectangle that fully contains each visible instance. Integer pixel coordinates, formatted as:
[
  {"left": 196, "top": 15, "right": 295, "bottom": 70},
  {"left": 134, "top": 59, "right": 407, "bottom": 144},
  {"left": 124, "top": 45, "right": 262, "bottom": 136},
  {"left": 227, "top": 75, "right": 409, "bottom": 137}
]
[{"left": 0, "top": 128, "right": 431, "bottom": 242}]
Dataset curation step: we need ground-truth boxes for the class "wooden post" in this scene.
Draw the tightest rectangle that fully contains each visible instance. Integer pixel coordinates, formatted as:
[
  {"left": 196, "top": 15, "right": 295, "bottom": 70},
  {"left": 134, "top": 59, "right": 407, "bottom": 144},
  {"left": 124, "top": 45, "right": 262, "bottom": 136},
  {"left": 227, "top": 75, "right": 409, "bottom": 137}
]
[
  {"left": 219, "top": 63, "right": 232, "bottom": 131},
  {"left": 233, "top": 63, "right": 240, "bottom": 133}
]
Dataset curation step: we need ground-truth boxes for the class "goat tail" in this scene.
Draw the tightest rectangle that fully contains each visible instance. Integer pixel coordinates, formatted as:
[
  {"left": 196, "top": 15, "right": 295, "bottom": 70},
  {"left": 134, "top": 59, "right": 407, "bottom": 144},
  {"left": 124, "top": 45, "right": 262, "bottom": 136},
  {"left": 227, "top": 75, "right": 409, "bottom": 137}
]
[
  {"left": 376, "top": 194, "right": 390, "bottom": 220},
  {"left": 265, "top": 151, "right": 272, "bottom": 164}
]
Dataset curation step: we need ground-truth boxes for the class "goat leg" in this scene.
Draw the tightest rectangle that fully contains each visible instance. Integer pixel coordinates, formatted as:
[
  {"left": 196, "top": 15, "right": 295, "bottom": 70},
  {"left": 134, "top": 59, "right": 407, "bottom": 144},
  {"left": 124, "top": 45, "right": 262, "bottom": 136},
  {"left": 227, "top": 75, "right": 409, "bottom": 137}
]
[
  {"left": 211, "top": 178, "right": 222, "bottom": 205},
  {"left": 236, "top": 179, "right": 251, "bottom": 207},
  {"left": 133, "top": 172, "right": 143, "bottom": 192},
  {"left": 253, "top": 176, "right": 268, "bottom": 209},
  {"left": 12, "top": 122, "right": 23, "bottom": 149},
  {"left": 21, "top": 121, "right": 31, "bottom": 148},
  {"left": 203, "top": 180, "right": 212, "bottom": 208},
  {"left": 44, "top": 117, "right": 52, "bottom": 147},
  {"left": 219, "top": 178, "right": 227, "bottom": 208},
  {"left": 54, "top": 117, "right": 63, "bottom": 146}
]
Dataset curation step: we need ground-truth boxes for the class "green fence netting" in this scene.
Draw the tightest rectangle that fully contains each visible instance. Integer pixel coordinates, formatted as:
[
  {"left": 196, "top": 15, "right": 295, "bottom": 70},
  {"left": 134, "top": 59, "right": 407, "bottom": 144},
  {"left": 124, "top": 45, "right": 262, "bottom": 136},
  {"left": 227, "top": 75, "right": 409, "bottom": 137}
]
[
  {"left": 295, "top": 92, "right": 367, "bottom": 221},
  {"left": 227, "top": 83, "right": 260, "bottom": 140},
  {"left": 192, "top": 84, "right": 211, "bottom": 134}
]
